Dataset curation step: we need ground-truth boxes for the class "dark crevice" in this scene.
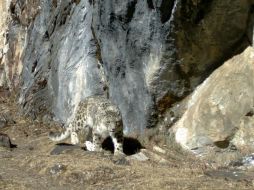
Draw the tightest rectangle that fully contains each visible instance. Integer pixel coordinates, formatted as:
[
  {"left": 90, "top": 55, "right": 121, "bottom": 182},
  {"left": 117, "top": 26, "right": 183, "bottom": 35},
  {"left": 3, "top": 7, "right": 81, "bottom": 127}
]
[
  {"left": 59, "top": 5, "right": 71, "bottom": 26},
  {"left": 160, "top": 0, "right": 175, "bottom": 23},
  {"left": 31, "top": 60, "right": 37, "bottom": 73},
  {"left": 72, "top": 0, "right": 81, "bottom": 5},
  {"left": 200, "top": 33, "right": 249, "bottom": 84},
  {"left": 48, "top": 16, "right": 57, "bottom": 36},
  {"left": 193, "top": 0, "right": 213, "bottom": 24},
  {"left": 43, "top": 31, "right": 49, "bottom": 40},
  {"left": 246, "top": 5, "right": 254, "bottom": 45},
  {"left": 82, "top": 13, "right": 87, "bottom": 21},
  {"left": 156, "top": 92, "right": 183, "bottom": 114},
  {"left": 88, "top": 0, "right": 93, "bottom": 5},
  {"left": 147, "top": 0, "right": 154, "bottom": 9},
  {"left": 52, "top": 0, "right": 57, "bottom": 8},
  {"left": 125, "top": 0, "right": 137, "bottom": 23},
  {"left": 10, "top": 2, "right": 16, "bottom": 14},
  {"left": 109, "top": 12, "right": 116, "bottom": 24},
  {"left": 194, "top": 9, "right": 205, "bottom": 24},
  {"left": 37, "top": 79, "right": 48, "bottom": 90},
  {"left": 180, "top": 0, "right": 213, "bottom": 25}
]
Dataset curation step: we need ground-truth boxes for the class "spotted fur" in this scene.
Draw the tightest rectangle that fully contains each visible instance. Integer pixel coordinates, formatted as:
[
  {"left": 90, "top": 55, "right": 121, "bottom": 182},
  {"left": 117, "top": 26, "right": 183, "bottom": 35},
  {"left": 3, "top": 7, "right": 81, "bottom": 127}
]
[{"left": 49, "top": 96, "right": 124, "bottom": 154}]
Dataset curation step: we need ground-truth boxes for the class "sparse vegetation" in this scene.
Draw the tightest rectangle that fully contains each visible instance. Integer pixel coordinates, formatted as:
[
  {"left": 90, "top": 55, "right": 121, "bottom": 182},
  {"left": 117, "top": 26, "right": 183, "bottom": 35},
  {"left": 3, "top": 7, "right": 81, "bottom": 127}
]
[{"left": 1, "top": 90, "right": 254, "bottom": 189}]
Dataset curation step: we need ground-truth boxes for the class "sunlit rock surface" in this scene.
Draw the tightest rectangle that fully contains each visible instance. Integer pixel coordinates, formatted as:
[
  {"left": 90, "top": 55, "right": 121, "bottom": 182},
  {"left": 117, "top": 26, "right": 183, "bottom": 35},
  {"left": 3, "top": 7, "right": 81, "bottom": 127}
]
[{"left": 173, "top": 47, "right": 254, "bottom": 152}]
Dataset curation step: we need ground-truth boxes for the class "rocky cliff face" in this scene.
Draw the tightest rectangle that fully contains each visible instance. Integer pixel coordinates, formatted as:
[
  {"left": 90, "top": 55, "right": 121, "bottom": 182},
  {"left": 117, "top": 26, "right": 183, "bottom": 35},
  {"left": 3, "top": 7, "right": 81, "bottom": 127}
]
[{"left": 0, "top": 0, "right": 254, "bottom": 153}]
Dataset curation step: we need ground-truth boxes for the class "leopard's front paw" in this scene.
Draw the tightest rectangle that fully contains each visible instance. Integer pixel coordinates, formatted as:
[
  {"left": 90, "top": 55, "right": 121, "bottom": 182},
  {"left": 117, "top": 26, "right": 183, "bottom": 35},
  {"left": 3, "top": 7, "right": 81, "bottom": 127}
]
[{"left": 85, "top": 141, "right": 95, "bottom": 151}]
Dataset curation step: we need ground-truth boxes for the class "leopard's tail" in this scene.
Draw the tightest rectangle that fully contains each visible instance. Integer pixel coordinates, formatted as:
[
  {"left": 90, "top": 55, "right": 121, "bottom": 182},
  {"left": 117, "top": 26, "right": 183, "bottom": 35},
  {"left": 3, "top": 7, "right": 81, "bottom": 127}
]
[{"left": 48, "top": 128, "right": 71, "bottom": 142}]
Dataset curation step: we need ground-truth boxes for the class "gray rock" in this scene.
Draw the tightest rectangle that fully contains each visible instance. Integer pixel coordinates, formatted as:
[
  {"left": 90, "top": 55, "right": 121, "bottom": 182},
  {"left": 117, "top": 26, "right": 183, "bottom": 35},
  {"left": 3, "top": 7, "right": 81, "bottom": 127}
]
[
  {"left": 229, "top": 154, "right": 254, "bottom": 169},
  {"left": 0, "top": 120, "right": 7, "bottom": 128},
  {"left": 50, "top": 143, "right": 83, "bottom": 155},
  {"left": 112, "top": 157, "right": 130, "bottom": 166},
  {"left": 0, "top": 133, "right": 12, "bottom": 148},
  {"left": 205, "top": 170, "right": 253, "bottom": 181},
  {"left": 0, "top": 114, "right": 11, "bottom": 128},
  {"left": 126, "top": 152, "right": 149, "bottom": 162},
  {"left": 49, "top": 163, "right": 66, "bottom": 175},
  {"left": 0, "top": 114, "right": 16, "bottom": 126}
]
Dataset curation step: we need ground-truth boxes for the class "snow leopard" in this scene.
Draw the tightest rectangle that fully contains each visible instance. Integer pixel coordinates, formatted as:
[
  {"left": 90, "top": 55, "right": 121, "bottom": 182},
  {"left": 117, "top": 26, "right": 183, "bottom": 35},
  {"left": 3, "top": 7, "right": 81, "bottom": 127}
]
[{"left": 49, "top": 96, "right": 124, "bottom": 155}]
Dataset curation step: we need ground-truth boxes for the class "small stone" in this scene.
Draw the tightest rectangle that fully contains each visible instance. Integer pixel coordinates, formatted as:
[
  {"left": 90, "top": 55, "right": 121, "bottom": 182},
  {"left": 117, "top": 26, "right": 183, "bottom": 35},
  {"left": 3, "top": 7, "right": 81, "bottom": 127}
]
[
  {"left": 0, "top": 115, "right": 7, "bottom": 128},
  {"left": 42, "top": 114, "right": 52, "bottom": 124},
  {"left": 0, "top": 133, "right": 12, "bottom": 148},
  {"left": 112, "top": 157, "right": 130, "bottom": 166},
  {"left": 0, "top": 120, "right": 7, "bottom": 128},
  {"left": 49, "top": 163, "right": 66, "bottom": 175},
  {"left": 50, "top": 143, "right": 82, "bottom": 155},
  {"left": 66, "top": 172, "right": 85, "bottom": 184},
  {"left": 229, "top": 154, "right": 254, "bottom": 169},
  {"left": 126, "top": 152, "right": 149, "bottom": 162},
  {"left": 28, "top": 146, "right": 34, "bottom": 151},
  {"left": 153, "top": 146, "right": 166, "bottom": 154},
  {"left": 0, "top": 114, "right": 16, "bottom": 126}
]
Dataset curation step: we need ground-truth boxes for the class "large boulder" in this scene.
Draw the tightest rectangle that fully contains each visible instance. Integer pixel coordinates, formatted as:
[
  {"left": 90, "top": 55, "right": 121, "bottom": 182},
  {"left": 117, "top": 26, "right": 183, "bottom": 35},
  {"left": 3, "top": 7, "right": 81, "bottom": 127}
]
[{"left": 173, "top": 47, "right": 254, "bottom": 152}]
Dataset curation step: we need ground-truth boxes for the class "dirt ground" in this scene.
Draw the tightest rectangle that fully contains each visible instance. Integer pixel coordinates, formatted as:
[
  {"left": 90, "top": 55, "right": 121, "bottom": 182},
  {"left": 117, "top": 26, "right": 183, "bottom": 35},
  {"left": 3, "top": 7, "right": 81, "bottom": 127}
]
[{"left": 1, "top": 91, "right": 254, "bottom": 190}]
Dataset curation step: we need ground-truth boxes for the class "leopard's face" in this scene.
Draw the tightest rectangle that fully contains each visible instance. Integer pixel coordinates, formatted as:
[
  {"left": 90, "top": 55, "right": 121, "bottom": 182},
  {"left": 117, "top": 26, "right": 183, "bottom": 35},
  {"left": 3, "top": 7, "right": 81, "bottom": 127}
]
[
  {"left": 100, "top": 118, "right": 114, "bottom": 128},
  {"left": 100, "top": 116, "right": 122, "bottom": 131}
]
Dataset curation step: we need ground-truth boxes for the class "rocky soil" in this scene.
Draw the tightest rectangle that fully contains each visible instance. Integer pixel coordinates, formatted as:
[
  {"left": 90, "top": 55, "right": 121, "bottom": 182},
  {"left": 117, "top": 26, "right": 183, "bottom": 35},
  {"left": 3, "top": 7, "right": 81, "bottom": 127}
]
[{"left": 1, "top": 90, "right": 254, "bottom": 190}]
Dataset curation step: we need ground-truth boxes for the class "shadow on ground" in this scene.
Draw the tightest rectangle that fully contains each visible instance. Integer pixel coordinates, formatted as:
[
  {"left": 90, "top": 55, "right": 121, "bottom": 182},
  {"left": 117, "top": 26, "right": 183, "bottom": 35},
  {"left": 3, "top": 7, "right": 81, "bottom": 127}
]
[
  {"left": 51, "top": 137, "right": 144, "bottom": 156},
  {"left": 102, "top": 137, "right": 144, "bottom": 155}
]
